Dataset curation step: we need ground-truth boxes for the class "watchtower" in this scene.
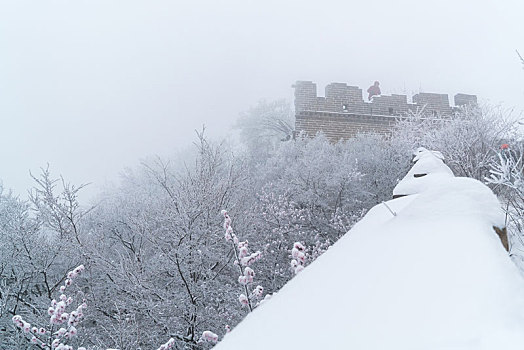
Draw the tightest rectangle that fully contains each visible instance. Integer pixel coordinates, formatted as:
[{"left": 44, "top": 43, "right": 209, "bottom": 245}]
[{"left": 293, "top": 81, "right": 477, "bottom": 141}]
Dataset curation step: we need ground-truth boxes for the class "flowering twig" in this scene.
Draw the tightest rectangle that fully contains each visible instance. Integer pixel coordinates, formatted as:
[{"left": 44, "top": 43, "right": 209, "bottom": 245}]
[
  {"left": 222, "top": 210, "right": 263, "bottom": 312},
  {"left": 12, "top": 264, "right": 87, "bottom": 350},
  {"left": 290, "top": 242, "right": 306, "bottom": 274}
]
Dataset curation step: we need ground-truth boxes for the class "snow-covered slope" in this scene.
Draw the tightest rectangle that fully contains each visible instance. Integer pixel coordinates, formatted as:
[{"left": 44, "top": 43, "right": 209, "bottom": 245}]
[{"left": 215, "top": 148, "right": 524, "bottom": 350}]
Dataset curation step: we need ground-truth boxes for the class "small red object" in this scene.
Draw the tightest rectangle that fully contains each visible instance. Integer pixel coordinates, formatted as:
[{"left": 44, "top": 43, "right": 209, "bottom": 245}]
[{"left": 500, "top": 144, "right": 509, "bottom": 149}]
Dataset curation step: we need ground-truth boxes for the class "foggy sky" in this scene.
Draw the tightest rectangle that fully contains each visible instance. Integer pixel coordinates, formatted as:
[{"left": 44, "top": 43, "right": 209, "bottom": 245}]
[{"left": 1, "top": 0, "right": 523, "bottom": 202}]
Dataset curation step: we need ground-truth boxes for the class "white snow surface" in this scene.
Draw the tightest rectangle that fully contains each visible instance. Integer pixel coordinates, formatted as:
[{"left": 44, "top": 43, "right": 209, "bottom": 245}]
[
  {"left": 393, "top": 147, "right": 455, "bottom": 198},
  {"left": 215, "top": 149, "right": 524, "bottom": 350}
]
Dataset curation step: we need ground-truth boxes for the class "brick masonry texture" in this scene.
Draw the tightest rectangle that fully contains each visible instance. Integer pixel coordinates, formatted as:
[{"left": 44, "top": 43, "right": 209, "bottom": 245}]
[{"left": 293, "top": 81, "right": 477, "bottom": 142}]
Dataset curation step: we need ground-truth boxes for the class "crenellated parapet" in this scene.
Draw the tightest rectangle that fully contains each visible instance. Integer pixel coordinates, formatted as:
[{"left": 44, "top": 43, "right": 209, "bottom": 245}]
[{"left": 293, "top": 81, "right": 477, "bottom": 141}]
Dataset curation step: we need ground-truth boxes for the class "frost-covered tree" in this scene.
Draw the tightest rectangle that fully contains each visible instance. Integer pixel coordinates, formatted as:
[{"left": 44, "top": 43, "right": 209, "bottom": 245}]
[
  {"left": 392, "top": 105, "right": 518, "bottom": 181},
  {"left": 235, "top": 99, "right": 294, "bottom": 164},
  {"left": 248, "top": 133, "right": 411, "bottom": 292},
  {"left": 82, "top": 131, "right": 253, "bottom": 349},
  {"left": 0, "top": 186, "right": 37, "bottom": 349},
  {"left": 0, "top": 170, "right": 88, "bottom": 350},
  {"left": 487, "top": 143, "right": 524, "bottom": 266}
]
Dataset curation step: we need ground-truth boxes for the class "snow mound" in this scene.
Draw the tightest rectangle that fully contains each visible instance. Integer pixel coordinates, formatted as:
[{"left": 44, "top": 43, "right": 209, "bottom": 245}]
[
  {"left": 393, "top": 147, "right": 454, "bottom": 197},
  {"left": 215, "top": 149, "right": 524, "bottom": 350}
]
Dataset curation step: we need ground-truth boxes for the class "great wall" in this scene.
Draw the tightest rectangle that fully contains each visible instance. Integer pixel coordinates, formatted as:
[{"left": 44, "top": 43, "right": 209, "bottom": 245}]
[{"left": 293, "top": 81, "right": 477, "bottom": 141}]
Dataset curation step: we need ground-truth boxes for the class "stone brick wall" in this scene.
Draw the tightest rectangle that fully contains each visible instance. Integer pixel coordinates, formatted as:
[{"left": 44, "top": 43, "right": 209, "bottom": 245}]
[
  {"left": 296, "top": 111, "right": 396, "bottom": 141},
  {"left": 293, "top": 81, "right": 477, "bottom": 142},
  {"left": 454, "top": 93, "right": 477, "bottom": 106}
]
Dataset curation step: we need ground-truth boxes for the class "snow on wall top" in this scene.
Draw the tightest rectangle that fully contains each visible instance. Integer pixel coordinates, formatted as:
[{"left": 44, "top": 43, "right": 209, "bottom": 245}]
[
  {"left": 392, "top": 147, "right": 456, "bottom": 197},
  {"left": 215, "top": 149, "right": 523, "bottom": 350},
  {"left": 393, "top": 148, "right": 505, "bottom": 229}
]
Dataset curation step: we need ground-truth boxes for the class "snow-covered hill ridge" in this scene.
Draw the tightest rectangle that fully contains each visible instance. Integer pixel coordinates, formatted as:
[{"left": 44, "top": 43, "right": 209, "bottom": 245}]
[{"left": 215, "top": 148, "right": 524, "bottom": 350}]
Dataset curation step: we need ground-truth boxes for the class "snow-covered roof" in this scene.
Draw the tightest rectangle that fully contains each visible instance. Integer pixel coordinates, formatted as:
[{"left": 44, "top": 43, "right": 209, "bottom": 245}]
[{"left": 215, "top": 149, "right": 524, "bottom": 349}]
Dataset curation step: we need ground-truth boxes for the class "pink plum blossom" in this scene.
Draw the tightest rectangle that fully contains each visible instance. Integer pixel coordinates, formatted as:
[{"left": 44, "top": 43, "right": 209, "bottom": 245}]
[{"left": 201, "top": 330, "right": 219, "bottom": 343}]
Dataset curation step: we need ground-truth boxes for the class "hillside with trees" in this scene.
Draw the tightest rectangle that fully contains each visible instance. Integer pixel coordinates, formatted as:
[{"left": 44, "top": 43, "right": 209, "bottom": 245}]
[{"left": 1, "top": 102, "right": 522, "bottom": 349}]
